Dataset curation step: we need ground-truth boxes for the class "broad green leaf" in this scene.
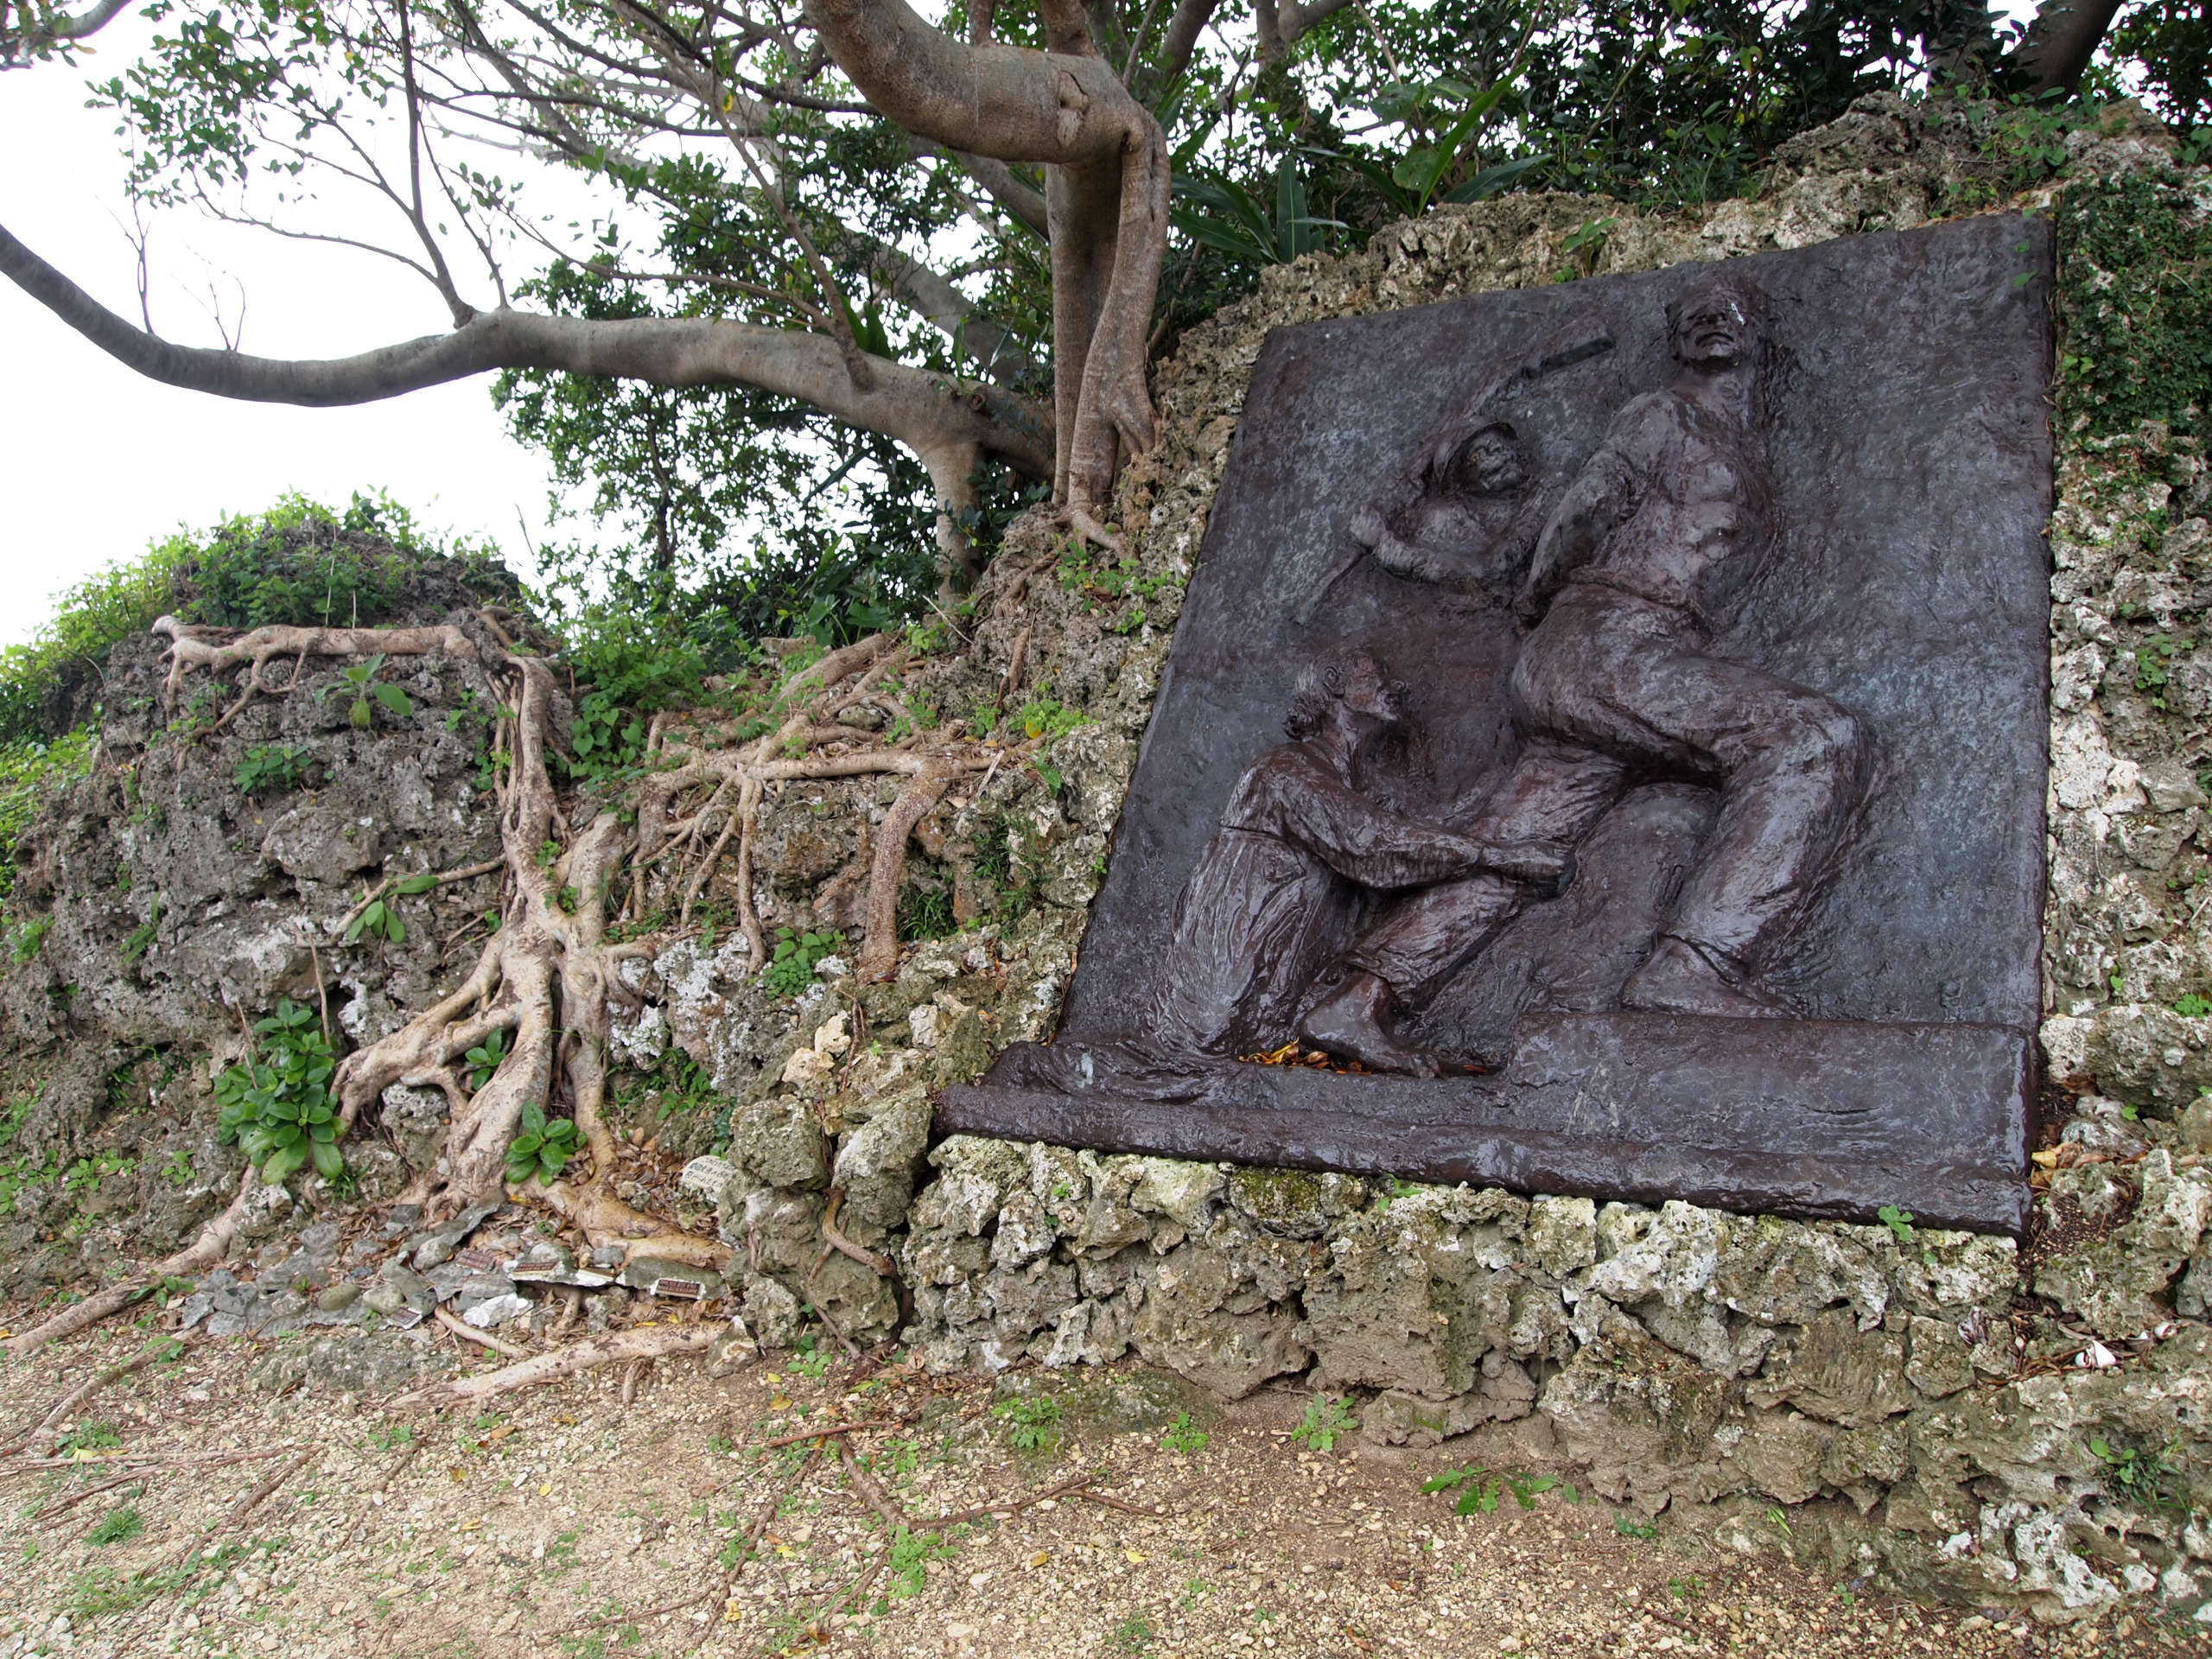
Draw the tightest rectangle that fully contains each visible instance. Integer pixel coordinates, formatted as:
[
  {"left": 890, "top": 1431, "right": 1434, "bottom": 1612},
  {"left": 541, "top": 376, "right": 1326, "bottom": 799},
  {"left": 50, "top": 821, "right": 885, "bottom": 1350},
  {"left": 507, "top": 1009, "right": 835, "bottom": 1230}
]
[
  {"left": 264, "top": 1143, "right": 308, "bottom": 1182},
  {"left": 310, "top": 1138, "right": 344, "bottom": 1179},
  {"left": 395, "top": 873, "right": 439, "bottom": 895},
  {"left": 374, "top": 682, "right": 413, "bottom": 716}
]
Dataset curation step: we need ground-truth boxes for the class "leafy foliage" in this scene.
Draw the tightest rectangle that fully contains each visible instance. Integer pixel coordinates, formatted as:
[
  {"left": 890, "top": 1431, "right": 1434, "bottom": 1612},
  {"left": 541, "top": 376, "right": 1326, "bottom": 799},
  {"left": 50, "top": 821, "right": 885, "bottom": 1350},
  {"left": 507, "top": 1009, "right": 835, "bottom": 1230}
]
[
  {"left": 992, "top": 1392, "right": 1063, "bottom": 1452},
  {"left": 465, "top": 1027, "right": 511, "bottom": 1093},
  {"left": 233, "top": 744, "right": 306, "bottom": 798},
  {"left": 558, "top": 607, "right": 712, "bottom": 782},
  {"left": 2089, "top": 1433, "right": 2190, "bottom": 1510},
  {"left": 761, "top": 927, "right": 842, "bottom": 998},
  {"left": 504, "top": 1101, "right": 580, "bottom": 1185},
  {"left": 214, "top": 997, "right": 344, "bottom": 1184},
  {"left": 86, "top": 1507, "right": 145, "bottom": 1547},
  {"left": 2056, "top": 171, "right": 2212, "bottom": 437},
  {"left": 0, "top": 727, "right": 94, "bottom": 898},
  {"left": 0, "top": 492, "right": 507, "bottom": 751},
  {"left": 1422, "top": 1466, "right": 1578, "bottom": 1514},
  {"left": 1160, "top": 1412, "right": 1210, "bottom": 1455},
  {"left": 1290, "top": 1395, "right": 1358, "bottom": 1452},
  {"left": 325, "top": 655, "right": 413, "bottom": 730}
]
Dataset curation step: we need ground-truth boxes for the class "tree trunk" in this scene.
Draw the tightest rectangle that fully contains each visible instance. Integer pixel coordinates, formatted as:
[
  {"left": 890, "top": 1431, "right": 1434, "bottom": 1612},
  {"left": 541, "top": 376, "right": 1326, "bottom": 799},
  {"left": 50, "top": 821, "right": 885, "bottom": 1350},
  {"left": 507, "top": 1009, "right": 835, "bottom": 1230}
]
[
  {"left": 804, "top": 0, "right": 1167, "bottom": 518},
  {"left": 2011, "top": 0, "right": 2126, "bottom": 92}
]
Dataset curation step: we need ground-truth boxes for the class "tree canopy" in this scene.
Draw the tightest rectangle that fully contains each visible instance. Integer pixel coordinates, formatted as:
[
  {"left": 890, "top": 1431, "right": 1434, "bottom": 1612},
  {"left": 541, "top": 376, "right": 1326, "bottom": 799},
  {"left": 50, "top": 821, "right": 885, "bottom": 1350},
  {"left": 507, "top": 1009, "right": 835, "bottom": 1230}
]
[{"left": 0, "top": 0, "right": 2177, "bottom": 652}]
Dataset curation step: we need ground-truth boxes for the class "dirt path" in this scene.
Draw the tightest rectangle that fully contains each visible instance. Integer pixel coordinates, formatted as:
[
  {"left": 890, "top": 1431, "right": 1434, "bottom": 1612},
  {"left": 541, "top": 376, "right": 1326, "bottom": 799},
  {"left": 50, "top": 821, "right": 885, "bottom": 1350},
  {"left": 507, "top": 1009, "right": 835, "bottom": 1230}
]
[{"left": 0, "top": 1320, "right": 2200, "bottom": 1659}]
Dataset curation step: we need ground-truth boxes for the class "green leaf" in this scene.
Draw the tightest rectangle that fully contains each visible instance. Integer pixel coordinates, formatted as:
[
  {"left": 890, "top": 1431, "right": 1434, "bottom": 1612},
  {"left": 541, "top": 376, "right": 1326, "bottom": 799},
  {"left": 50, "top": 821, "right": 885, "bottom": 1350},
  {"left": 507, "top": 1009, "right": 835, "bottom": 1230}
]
[
  {"left": 374, "top": 682, "right": 413, "bottom": 716},
  {"left": 310, "top": 1138, "right": 345, "bottom": 1179},
  {"left": 350, "top": 697, "right": 372, "bottom": 728},
  {"left": 395, "top": 873, "right": 439, "bottom": 895},
  {"left": 264, "top": 1143, "right": 308, "bottom": 1182},
  {"left": 539, "top": 1143, "right": 569, "bottom": 1175},
  {"left": 1444, "top": 153, "right": 1548, "bottom": 204}
]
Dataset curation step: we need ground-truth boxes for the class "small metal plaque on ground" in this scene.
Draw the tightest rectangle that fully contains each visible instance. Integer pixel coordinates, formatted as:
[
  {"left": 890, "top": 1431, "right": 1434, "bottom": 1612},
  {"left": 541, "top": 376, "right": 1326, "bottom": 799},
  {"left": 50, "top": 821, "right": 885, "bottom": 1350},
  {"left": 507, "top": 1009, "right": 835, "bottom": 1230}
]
[{"left": 941, "top": 214, "right": 2051, "bottom": 1235}]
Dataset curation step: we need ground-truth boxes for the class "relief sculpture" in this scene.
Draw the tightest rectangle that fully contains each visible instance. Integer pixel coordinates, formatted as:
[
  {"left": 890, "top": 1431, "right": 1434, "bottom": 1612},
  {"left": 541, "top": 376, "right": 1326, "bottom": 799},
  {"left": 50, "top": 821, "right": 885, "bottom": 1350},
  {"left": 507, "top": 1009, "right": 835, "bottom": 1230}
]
[{"left": 944, "top": 215, "right": 2054, "bottom": 1235}]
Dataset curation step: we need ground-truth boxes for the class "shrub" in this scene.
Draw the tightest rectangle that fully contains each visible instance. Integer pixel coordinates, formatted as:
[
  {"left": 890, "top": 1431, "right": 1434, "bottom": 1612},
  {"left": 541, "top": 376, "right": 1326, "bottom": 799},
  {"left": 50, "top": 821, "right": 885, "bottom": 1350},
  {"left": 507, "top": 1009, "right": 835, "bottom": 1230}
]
[{"left": 214, "top": 997, "right": 343, "bottom": 1184}]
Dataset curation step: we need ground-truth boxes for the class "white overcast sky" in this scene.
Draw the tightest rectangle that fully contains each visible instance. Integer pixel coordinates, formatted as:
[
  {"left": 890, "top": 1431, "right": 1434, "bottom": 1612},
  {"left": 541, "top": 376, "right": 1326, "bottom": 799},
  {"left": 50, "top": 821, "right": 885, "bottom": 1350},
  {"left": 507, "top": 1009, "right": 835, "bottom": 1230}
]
[{"left": 0, "top": 15, "right": 566, "bottom": 648}]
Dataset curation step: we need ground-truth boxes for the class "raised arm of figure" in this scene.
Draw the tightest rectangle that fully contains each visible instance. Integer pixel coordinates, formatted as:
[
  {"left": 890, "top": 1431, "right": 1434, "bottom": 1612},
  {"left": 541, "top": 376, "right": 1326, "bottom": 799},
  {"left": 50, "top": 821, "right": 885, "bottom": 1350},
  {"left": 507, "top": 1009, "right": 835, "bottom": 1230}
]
[{"left": 1518, "top": 444, "right": 1637, "bottom": 621}]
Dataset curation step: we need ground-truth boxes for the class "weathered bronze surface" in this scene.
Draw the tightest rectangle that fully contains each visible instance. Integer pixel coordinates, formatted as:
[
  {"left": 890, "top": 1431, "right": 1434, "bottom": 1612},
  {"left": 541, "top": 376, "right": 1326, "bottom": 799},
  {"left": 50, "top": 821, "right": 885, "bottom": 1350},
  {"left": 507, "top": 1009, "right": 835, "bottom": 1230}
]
[{"left": 942, "top": 213, "right": 2054, "bottom": 1234}]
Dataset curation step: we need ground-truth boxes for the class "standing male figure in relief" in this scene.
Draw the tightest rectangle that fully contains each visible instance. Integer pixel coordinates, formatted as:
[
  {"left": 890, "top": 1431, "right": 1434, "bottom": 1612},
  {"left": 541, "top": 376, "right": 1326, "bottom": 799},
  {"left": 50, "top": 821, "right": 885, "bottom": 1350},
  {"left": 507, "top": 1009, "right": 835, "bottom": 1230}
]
[{"left": 1300, "top": 272, "right": 1874, "bottom": 1077}]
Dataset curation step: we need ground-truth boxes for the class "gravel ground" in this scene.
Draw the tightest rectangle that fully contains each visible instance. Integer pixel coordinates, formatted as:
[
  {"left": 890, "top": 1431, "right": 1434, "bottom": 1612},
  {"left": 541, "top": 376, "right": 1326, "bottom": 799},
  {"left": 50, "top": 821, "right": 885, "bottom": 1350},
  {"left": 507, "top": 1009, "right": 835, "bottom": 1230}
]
[{"left": 0, "top": 1319, "right": 2204, "bottom": 1659}]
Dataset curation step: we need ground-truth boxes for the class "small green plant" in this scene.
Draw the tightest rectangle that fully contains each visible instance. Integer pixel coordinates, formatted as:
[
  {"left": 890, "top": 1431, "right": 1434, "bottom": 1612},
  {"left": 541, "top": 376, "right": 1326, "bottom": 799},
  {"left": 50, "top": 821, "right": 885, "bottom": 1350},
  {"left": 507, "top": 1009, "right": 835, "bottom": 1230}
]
[
  {"left": 365, "top": 1421, "right": 416, "bottom": 1451},
  {"left": 120, "top": 893, "right": 163, "bottom": 962},
  {"left": 1160, "top": 1412, "right": 1209, "bottom": 1455},
  {"left": 463, "top": 1028, "right": 510, "bottom": 1092},
  {"left": 993, "top": 1392, "right": 1062, "bottom": 1452},
  {"left": 86, "top": 1506, "right": 144, "bottom": 1547},
  {"left": 63, "top": 1150, "right": 136, "bottom": 1197},
  {"left": 761, "top": 927, "right": 842, "bottom": 998},
  {"left": 233, "top": 744, "right": 306, "bottom": 797},
  {"left": 9, "top": 916, "right": 49, "bottom": 962},
  {"left": 1376, "top": 1176, "right": 1421, "bottom": 1210},
  {"left": 2173, "top": 994, "right": 2212, "bottom": 1018},
  {"left": 503, "top": 1101, "right": 579, "bottom": 1185},
  {"left": 1107, "top": 1614, "right": 1154, "bottom": 1652},
  {"left": 1015, "top": 693, "right": 1089, "bottom": 742},
  {"left": 2090, "top": 1434, "right": 2188, "bottom": 1510},
  {"left": 884, "top": 1525, "right": 960, "bottom": 1599},
  {"left": 1290, "top": 1395, "right": 1358, "bottom": 1452},
  {"left": 789, "top": 1337, "right": 833, "bottom": 1379},
  {"left": 346, "top": 873, "right": 435, "bottom": 947},
  {"left": 1422, "top": 1466, "right": 1578, "bottom": 1515},
  {"left": 162, "top": 1148, "right": 194, "bottom": 1187},
  {"left": 213, "top": 996, "right": 343, "bottom": 1183},
  {"left": 57, "top": 1422, "right": 124, "bottom": 1456},
  {"left": 1876, "top": 1203, "right": 1936, "bottom": 1265},
  {"left": 1556, "top": 214, "right": 1618, "bottom": 280},
  {"left": 896, "top": 885, "right": 957, "bottom": 943},
  {"left": 325, "top": 654, "right": 414, "bottom": 728},
  {"left": 1613, "top": 1512, "right": 1660, "bottom": 1540}
]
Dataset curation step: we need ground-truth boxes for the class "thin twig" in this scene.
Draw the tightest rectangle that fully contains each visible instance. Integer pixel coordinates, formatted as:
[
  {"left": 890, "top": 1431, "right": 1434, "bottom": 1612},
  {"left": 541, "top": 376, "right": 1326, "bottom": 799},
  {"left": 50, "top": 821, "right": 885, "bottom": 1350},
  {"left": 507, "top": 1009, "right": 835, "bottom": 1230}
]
[
  {"left": 0, "top": 1343, "right": 180, "bottom": 1459},
  {"left": 166, "top": 1446, "right": 317, "bottom": 1570},
  {"left": 755, "top": 1419, "right": 896, "bottom": 1451}
]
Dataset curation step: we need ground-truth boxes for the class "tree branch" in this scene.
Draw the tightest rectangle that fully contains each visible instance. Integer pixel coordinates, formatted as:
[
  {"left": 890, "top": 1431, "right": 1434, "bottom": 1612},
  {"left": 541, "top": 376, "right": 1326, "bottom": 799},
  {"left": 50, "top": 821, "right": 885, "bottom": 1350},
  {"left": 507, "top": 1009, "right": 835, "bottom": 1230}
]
[
  {"left": 824, "top": 223, "right": 1044, "bottom": 386},
  {"left": 0, "top": 219, "right": 1052, "bottom": 475},
  {"left": 953, "top": 151, "right": 1051, "bottom": 237},
  {"left": 1, "top": 0, "right": 136, "bottom": 66}
]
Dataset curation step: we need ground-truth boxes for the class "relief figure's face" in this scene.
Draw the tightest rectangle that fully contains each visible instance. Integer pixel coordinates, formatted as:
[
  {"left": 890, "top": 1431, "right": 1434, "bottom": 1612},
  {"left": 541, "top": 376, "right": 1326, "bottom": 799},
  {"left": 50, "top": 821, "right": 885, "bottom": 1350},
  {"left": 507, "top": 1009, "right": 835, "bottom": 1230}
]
[
  {"left": 1672, "top": 290, "right": 1756, "bottom": 369},
  {"left": 1338, "top": 656, "right": 1407, "bottom": 726},
  {"left": 1445, "top": 426, "right": 1528, "bottom": 499}
]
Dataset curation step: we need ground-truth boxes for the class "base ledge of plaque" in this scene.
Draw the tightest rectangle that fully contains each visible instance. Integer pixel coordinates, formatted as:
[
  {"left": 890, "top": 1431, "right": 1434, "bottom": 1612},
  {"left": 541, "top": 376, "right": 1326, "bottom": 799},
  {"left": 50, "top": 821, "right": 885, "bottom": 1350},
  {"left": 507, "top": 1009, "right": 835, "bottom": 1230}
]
[{"left": 937, "top": 1013, "right": 2031, "bottom": 1236}]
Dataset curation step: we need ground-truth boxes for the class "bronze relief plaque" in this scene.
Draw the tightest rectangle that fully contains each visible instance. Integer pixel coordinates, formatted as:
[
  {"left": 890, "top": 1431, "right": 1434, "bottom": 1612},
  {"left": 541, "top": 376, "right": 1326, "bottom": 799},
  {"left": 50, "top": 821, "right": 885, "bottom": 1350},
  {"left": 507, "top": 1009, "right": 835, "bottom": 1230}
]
[{"left": 941, "top": 213, "right": 2053, "bottom": 1234}]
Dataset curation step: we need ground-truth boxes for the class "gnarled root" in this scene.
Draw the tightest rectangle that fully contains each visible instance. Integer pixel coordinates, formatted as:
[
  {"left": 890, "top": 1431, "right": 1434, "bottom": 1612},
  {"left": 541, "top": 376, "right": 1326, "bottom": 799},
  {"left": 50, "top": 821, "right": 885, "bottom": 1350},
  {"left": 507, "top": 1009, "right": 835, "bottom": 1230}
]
[
  {"left": 390, "top": 1323, "right": 718, "bottom": 1413},
  {"left": 3, "top": 1167, "right": 259, "bottom": 1362}
]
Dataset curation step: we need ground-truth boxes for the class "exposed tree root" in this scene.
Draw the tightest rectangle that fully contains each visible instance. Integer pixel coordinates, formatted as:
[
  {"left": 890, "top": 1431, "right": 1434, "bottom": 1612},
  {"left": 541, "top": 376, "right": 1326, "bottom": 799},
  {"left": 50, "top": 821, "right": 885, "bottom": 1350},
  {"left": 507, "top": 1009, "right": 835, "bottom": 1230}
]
[
  {"left": 433, "top": 1306, "right": 529, "bottom": 1359},
  {"left": 389, "top": 1323, "right": 719, "bottom": 1412},
  {"left": 0, "top": 1338, "right": 188, "bottom": 1458},
  {"left": 3, "top": 1169, "right": 259, "bottom": 1362},
  {"left": 14, "top": 611, "right": 999, "bottom": 1359}
]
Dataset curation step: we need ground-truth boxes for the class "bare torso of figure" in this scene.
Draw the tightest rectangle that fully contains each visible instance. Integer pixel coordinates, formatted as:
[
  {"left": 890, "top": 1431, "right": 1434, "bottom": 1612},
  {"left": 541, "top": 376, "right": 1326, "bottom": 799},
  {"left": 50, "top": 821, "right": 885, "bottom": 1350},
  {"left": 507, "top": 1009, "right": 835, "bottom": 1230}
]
[{"left": 1562, "top": 390, "right": 1772, "bottom": 624}]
